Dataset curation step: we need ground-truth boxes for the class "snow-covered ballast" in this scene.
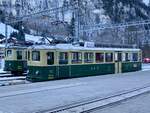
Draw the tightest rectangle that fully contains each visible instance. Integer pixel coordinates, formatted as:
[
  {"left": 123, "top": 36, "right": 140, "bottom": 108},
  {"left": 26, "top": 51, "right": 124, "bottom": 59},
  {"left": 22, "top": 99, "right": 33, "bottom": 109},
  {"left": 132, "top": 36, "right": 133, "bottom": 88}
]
[
  {"left": 4, "top": 45, "right": 28, "bottom": 75},
  {"left": 27, "top": 44, "right": 142, "bottom": 82}
]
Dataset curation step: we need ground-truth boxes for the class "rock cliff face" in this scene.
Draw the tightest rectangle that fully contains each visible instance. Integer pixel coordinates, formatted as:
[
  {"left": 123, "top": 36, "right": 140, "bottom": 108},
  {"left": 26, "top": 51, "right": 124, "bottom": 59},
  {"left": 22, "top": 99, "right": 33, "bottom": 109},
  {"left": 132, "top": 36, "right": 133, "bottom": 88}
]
[
  {"left": 1, "top": 0, "right": 149, "bottom": 22},
  {"left": 0, "top": 0, "right": 150, "bottom": 45}
]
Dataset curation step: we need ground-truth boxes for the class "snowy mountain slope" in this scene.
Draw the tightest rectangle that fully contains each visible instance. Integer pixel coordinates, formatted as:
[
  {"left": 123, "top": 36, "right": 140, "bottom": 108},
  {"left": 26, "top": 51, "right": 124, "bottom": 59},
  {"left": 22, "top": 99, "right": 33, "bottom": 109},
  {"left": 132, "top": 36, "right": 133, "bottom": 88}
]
[
  {"left": 143, "top": 0, "right": 149, "bottom": 5},
  {"left": 0, "top": 23, "right": 17, "bottom": 36},
  {"left": 0, "top": 0, "right": 150, "bottom": 45},
  {"left": 0, "top": 22, "right": 43, "bottom": 42}
]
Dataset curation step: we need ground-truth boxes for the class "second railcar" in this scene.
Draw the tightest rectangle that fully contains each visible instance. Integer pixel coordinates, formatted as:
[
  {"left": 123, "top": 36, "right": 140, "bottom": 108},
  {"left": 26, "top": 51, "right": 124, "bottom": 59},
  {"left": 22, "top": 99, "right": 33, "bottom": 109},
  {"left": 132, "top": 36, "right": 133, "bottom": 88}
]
[{"left": 4, "top": 46, "right": 27, "bottom": 75}]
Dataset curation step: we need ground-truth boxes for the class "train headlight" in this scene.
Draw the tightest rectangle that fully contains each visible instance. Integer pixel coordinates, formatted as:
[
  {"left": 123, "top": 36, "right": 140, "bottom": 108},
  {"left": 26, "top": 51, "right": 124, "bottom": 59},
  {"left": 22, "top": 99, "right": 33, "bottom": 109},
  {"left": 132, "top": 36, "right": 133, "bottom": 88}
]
[
  {"left": 9, "top": 63, "right": 11, "bottom": 66},
  {"left": 27, "top": 70, "right": 29, "bottom": 74},
  {"left": 35, "top": 70, "right": 39, "bottom": 75}
]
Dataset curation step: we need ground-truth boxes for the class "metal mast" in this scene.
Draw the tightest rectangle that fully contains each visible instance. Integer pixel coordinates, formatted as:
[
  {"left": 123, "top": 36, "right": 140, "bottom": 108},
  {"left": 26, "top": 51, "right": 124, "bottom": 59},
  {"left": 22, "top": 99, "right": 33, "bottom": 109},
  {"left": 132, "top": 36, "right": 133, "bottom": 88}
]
[{"left": 74, "top": 0, "right": 80, "bottom": 44}]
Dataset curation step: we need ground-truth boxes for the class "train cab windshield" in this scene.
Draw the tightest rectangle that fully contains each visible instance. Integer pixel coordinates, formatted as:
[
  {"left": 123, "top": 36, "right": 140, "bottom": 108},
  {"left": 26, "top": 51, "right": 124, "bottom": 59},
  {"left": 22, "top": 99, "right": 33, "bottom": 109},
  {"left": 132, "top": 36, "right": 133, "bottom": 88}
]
[
  {"left": 16, "top": 51, "right": 23, "bottom": 60},
  {"left": 132, "top": 53, "right": 138, "bottom": 61},
  {"left": 6, "top": 50, "right": 12, "bottom": 58}
]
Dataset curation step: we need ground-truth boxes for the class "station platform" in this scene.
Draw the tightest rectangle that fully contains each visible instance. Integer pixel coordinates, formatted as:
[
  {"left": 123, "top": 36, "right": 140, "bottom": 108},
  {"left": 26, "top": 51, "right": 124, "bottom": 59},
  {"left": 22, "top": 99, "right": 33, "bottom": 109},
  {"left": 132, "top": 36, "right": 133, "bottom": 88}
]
[{"left": 0, "top": 70, "right": 150, "bottom": 113}]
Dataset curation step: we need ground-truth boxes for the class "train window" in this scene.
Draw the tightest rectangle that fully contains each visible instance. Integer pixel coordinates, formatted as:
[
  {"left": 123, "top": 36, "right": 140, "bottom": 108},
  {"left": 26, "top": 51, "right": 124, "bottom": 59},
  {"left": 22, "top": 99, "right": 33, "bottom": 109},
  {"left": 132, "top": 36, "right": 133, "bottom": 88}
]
[
  {"left": 96, "top": 53, "right": 104, "bottom": 63},
  {"left": 118, "top": 53, "right": 122, "bottom": 62},
  {"left": 17, "top": 51, "right": 22, "bottom": 60},
  {"left": 128, "top": 53, "right": 132, "bottom": 61},
  {"left": 28, "top": 51, "right": 30, "bottom": 60},
  {"left": 32, "top": 51, "right": 40, "bottom": 61},
  {"left": 7, "top": 50, "right": 12, "bottom": 57},
  {"left": 4, "top": 50, "right": 6, "bottom": 57},
  {"left": 84, "top": 52, "right": 94, "bottom": 63},
  {"left": 59, "top": 52, "right": 68, "bottom": 64},
  {"left": 47, "top": 52, "right": 54, "bottom": 65},
  {"left": 139, "top": 52, "right": 142, "bottom": 61},
  {"left": 122, "top": 53, "right": 126, "bottom": 62},
  {"left": 71, "top": 52, "right": 82, "bottom": 63},
  {"left": 105, "top": 53, "right": 113, "bottom": 62},
  {"left": 125, "top": 53, "right": 130, "bottom": 61},
  {"left": 25, "top": 51, "right": 27, "bottom": 60},
  {"left": 132, "top": 53, "right": 138, "bottom": 61},
  {"left": 115, "top": 52, "right": 122, "bottom": 62}
]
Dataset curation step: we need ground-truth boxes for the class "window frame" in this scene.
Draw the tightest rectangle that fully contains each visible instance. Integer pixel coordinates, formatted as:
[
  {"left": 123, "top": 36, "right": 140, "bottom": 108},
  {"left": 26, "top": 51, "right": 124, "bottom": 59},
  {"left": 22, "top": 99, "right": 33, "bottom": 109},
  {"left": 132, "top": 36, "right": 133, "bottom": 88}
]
[
  {"left": 32, "top": 51, "right": 40, "bottom": 61},
  {"left": 7, "top": 50, "right": 12, "bottom": 58},
  {"left": 105, "top": 52, "right": 113, "bottom": 62},
  {"left": 28, "top": 51, "right": 30, "bottom": 61},
  {"left": 95, "top": 52, "right": 104, "bottom": 63},
  {"left": 59, "top": 52, "right": 68, "bottom": 64},
  {"left": 47, "top": 52, "right": 54, "bottom": 65},
  {"left": 84, "top": 52, "right": 94, "bottom": 63},
  {"left": 132, "top": 52, "right": 138, "bottom": 62},
  {"left": 16, "top": 50, "right": 23, "bottom": 60},
  {"left": 71, "top": 52, "right": 82, "bottom": 64}
]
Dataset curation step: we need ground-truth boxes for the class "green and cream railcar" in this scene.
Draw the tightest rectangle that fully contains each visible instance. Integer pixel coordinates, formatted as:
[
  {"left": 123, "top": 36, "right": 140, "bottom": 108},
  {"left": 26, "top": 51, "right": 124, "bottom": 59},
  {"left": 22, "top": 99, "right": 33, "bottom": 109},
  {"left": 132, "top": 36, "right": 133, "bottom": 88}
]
[
  {"left": 27, "top": 44, "right": 142, "bottom": 82},
  {"left": 4, "top": 46, "right": 27, "bottom": 75}
]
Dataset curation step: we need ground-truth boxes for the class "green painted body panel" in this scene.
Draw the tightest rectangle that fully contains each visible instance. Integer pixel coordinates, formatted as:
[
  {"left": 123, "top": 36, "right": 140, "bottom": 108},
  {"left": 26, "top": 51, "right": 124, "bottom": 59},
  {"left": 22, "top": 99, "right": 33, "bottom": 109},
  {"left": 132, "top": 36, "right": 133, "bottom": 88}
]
[
  {"left": 27, "top": 63, "right": 115, "bottom": 82},
  {"left": 27, "top": 62, "right": 142, "bottom": 82},
  {"left": 4, "top": 60, "right": 27, "bottom": 73},
  {"left": 27, "top": 66, "right": 56, "bottom": 82},
  {"left": 122, "top": 62, "right": 141, "bottom": 73},
  {"left": 58, "top": 66, "right": 70, "bottom": 78},
  {"left": 70, "top": 63, "right": 115, "bottom": 77}
]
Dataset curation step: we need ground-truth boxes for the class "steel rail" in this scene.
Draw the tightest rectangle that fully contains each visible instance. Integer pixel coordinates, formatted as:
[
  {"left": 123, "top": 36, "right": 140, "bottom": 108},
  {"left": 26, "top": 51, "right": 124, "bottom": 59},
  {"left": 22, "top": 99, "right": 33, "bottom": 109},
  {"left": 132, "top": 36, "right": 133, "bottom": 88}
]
[
  {"left": 0, "top": 77, "right": 25, "bottom": 82},
  {"left": 38, "top": 83, "right": 150, "bottom": 113}
]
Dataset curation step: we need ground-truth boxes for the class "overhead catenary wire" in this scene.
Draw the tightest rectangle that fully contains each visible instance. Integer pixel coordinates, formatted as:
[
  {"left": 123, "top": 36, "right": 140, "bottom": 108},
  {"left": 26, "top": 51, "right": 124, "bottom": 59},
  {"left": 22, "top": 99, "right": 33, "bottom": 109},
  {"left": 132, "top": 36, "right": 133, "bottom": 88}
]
[{"left": 80, "top": 19, "right": 150, "bottom": 32}]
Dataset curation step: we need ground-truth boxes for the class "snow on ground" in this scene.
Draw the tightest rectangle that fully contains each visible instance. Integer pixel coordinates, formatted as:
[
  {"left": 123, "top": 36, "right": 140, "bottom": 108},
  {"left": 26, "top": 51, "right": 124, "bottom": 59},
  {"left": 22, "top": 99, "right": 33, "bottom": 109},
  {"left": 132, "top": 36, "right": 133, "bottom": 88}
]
[
  {"left": 0, "top": 76, "right": 25, "bottom": 81},
  {"left": 92, "top": 92, "right": 150, "bottom": 113},
  {"left": 0, "top": 71, "right": 150, "bottom": 113},
  {"left": 142, "top": 64, "right": 150, "bottom": 71},
  {"left": 0, "top": 59, "right": 5, "bottom": 73}
]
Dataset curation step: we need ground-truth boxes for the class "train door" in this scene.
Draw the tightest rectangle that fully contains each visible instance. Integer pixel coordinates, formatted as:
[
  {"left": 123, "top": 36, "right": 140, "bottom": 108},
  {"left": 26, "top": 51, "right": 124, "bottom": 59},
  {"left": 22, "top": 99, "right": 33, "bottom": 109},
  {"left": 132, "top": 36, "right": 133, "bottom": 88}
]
[
  {"left": 47, "top": 52, "right": 55, "bottom": 79},
  {"left": 57, "top": 52, "right": 69, "bottom": 79},
  {"left": 47, "top": 52, "right": 54, "bottom": 65},
  {"left": 115, "top": 52, "right": 122, "bottom": 74}
]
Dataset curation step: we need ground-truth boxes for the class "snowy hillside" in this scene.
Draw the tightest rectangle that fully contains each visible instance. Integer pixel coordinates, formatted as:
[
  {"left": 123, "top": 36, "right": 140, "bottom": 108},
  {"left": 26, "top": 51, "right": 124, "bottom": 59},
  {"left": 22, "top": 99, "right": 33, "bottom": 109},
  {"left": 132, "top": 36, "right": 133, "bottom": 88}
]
[
  {"left": 0, "top": 0, "right": 150, "bottom": 46},
  {"left": 0, "top": 59, "right": 4, "bottom": 73},
  {"left": 143, "top": 0, "right": 149, "bottom": 5},
  {"left": 0, "top": 22, "right": 43, "bottom": 43}
]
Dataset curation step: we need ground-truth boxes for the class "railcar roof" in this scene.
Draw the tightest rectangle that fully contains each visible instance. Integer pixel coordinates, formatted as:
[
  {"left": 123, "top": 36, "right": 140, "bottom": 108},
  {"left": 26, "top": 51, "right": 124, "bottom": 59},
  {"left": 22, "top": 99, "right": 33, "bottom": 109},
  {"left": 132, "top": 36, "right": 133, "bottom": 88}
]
[
  {"left": 6, "top": 46, "right": 27, "bottom": 49},
  {"left": 0, "top": 44, "right": 5, "bottom": 48},
  {"left": 28, "top": 44, "right": 141, "bottom": 52}
]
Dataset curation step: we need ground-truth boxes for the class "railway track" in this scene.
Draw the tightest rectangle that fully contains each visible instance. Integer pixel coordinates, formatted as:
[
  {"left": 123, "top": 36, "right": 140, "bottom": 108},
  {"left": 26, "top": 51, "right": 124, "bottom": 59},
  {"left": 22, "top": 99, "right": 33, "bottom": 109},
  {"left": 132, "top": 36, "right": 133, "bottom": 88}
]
[
  {"left": 0, "top": 73, "right": 27, "bottom": 78},
  {"left": 38, "top": 83, "right": 150, "bottom": 113},
  {"left": 0, "top": 73, "right": 27, "bottom": 86}
]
